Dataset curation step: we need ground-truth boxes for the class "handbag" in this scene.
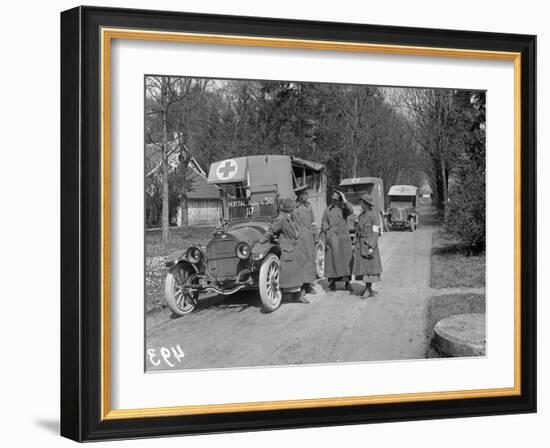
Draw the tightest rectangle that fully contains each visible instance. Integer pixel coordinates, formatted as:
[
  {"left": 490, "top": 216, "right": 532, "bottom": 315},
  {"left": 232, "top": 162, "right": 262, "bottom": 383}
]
[{"left": 360, "top": 238, "right": 374, "bottom": 259}]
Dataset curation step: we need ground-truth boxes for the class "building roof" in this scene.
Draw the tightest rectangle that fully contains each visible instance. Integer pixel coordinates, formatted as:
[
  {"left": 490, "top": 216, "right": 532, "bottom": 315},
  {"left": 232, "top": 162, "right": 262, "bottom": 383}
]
[
  {"left": 146, "top": 142, "right": 177, "bottom": 168},
  {"left": 187, "top": 171, "right": 220, "bottom": 200},
  {"left": 145, "top": 142, "right": 219, "bottom": 200},
  {"left": 145, "top": 143, "right": 206, "bottom": 176},
  {"left": 419, "top": 183, "right": 433, "bottom": 194}
]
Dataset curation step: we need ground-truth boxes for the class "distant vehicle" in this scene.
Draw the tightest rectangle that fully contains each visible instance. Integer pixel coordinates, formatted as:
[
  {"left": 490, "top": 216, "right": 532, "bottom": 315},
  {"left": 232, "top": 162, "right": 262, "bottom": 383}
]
[
  {"left": 387, "top": 185, "right": 419, "bottom": 232},
  {"left": 164, "top": 155, "right": 326, "bottom": 315},
  {"left": 339, "top": 177, "right": 387, "bottom": 239},
  {"left": 419, "top": 193, "right": 431, "bottom": 205}
]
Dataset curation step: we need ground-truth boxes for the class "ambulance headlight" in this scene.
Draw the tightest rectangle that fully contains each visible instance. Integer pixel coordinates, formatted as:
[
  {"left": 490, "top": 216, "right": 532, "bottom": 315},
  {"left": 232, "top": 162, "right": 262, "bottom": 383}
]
[
  {"left": 236, "top": 242, "right": 251, "bottom": 260},
  {"left": 186, "top": 246, "right": 203, "bottom": 264}
]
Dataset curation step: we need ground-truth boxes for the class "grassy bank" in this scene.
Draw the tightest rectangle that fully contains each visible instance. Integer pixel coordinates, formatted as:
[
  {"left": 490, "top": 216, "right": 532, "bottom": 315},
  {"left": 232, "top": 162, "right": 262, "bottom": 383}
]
[
  {"left": 427, "top": 231, "right": 486, "bottom": 357},
  {"left": 145, "top": 225, "right": 215, "bottom": 314},
  {"left": 425, "top": 293, "right": 485, "bottom": 338},
  {"left": 430, "top": 231, "right": 486, "bottom": 289},
  {"left": 146, "top": 225, "right": 215, "bottom": 257},
  {"left": 425, "top": 293, "right": 486, "bottom": 358}
]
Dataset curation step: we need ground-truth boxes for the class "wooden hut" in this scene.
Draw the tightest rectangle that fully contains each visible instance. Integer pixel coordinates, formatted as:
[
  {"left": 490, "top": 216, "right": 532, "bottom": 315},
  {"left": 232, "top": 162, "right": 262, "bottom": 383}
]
[{"left": 179, "top": 170, "right": 222, "bottom": 226}]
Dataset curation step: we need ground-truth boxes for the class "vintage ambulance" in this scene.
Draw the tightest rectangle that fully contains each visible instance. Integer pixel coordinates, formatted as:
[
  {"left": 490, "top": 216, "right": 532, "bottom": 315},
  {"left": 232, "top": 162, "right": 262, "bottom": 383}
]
[
  {"left": 164, "top": 155, "right": 326, "bottom": 315},
  {"left": 387, "top": 184, "right": 419, "bottom": 231}
]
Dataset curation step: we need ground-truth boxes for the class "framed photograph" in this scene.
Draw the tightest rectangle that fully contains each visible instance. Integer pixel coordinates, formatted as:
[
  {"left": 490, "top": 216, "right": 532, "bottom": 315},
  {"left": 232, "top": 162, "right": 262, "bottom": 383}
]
[{"left": 60, "top": 6, "right": 536, "bottom": 441}]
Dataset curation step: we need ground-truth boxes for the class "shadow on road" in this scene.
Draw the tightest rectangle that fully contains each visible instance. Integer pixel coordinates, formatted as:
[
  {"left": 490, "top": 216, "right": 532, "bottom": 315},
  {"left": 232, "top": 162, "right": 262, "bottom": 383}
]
[
  {"left": 169, "top": 287, "right": 319, "bottom": 319},
  {"left": 316, "top": 278, "right": 368, "bottom": 297},
  {"left": 168, "top": 290, "right": 261, "bottom": 318}
]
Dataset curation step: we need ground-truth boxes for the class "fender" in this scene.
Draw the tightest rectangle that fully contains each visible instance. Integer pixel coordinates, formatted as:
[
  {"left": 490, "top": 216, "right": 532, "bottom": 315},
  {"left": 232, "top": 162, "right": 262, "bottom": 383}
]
[
  {"left": 167, "top": 259, "right": 201, "bottom": 275},
  {"left": 165, "top": 250, "right": 200, "bottom": 273},
  {"left": 165, "top": 249, "right": 186, "bottom": 268},
  {"left": 251, "top": 242, "right": 281, "bottom": 263}
]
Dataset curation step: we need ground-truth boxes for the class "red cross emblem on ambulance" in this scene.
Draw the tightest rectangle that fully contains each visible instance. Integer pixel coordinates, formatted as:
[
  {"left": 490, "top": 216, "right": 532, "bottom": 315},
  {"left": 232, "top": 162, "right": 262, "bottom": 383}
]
[{"left": 216, "top": 159, "right": 238, "bottom": 180}]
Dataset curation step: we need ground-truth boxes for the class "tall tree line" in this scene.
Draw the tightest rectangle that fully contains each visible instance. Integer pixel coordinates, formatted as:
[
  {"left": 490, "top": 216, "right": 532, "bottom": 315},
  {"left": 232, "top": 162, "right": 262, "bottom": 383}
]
[
  {"left": 395, "top": 88, "right": 486, "bottom": 250},
  {"left": 146, "top": 77, "right": 485, "bottom": 250}
]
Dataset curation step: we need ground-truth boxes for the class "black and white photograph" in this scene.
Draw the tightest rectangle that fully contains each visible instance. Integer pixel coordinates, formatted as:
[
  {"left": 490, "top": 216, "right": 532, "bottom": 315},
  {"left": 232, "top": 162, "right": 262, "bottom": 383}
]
[{"left": 144, "top": 75, "right": 487, "bottom": 371}]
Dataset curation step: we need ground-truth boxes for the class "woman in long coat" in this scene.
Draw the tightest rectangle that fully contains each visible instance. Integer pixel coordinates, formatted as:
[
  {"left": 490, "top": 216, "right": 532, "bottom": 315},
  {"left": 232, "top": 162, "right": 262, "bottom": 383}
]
[
  {"left": 352, "top": 193, "right": 383, "bottom": 298},
  {"left": 259, "top": 198, "right": 309, "bottom": 302},
  {"left": 293, "top": 185, "right": 317, "bottom": 294},
  {"left": 321, "top": 191, "right": 353, "bottom": 291}
]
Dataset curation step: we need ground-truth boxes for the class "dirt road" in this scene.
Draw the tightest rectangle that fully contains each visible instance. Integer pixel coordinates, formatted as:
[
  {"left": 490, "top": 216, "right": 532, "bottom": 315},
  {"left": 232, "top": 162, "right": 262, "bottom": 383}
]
[{"left": 146, "top": 205, "right": 438, "bottom": 371}]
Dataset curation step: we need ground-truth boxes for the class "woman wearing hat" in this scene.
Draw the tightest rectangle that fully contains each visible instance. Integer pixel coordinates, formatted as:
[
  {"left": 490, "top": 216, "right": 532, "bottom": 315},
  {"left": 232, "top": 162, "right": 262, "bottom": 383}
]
[
  {"left": 352, "top": 193, "right": 383, "bottom": 298},
  {"left": 321, "top": 190, "right": 354, "bottom": 291},
  {"left": 258, "top": 197, "right": 309, "bottom": 303},
  {"left": 293, "top": 184, "right": 318, "bottom": 295}
]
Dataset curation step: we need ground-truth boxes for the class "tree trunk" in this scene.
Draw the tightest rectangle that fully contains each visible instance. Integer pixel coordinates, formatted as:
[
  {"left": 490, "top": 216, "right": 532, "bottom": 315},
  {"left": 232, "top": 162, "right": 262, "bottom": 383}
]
[
  {"left": 440, "top": 157, "right": 448, "bottom": 217},
  {"left": 161, "top": 108, "right": 170, "bottom": 246},
  {"left": 433, "top": 156, "right": 444, "bottom": 213},
  {"left": 352, "top": 97, "right": 359, "bottom": 178},
  {"left": 433, "top": 155, "right": 448, "bottom": 215}
]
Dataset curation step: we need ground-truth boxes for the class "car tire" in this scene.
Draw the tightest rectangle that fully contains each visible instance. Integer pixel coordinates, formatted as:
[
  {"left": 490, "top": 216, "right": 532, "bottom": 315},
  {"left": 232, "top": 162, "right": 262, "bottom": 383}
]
[
  {"left": 165, "top": 262, "right": 198, "bottom": 316},
  {"left": 259, "top": 253, "right": 283, "bottom": 312}
]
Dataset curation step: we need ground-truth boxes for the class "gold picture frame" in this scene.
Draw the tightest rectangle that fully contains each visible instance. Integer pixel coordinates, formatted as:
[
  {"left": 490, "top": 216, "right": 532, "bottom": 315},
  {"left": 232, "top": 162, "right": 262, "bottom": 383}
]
[{"left": 61, "top": 6, "right": 536, "bottom": 441}]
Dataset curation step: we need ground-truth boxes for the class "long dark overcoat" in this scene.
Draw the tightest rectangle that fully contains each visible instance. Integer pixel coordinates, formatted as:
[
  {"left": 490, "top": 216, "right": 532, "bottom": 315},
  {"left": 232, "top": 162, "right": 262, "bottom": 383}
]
[
  {"left": 260, "top": 212, "right": 303, "bottom": 289},
  {"left": 321, "top": 202, "right": 353, "bottom": 279},
  {"left": 293, "top": 201, "right": 317, "bottom": 284},
  {"left": 352, "top": 209, "right": 383, "bottom": 282}
]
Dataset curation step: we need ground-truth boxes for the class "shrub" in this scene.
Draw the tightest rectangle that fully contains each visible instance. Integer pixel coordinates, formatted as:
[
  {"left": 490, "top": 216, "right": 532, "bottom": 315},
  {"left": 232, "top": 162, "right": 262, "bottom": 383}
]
[{"left": 444, "top": 158, "right": 485, "bottom": 253}]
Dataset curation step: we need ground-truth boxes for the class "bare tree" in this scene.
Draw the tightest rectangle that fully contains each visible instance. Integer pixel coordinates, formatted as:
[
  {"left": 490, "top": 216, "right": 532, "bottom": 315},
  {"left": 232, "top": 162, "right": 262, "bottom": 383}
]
[
  {"left": 318, "top": 85, "right": 419, "bottom": 192},
  {"left": 396, "top": 89, "right": 457, "bottom": 213},
  {"left": 170, "top": 79, "right": 211, "bottom": 226},
  {"left": 146, "top": 76, "right": 194, "bottom": 245}
]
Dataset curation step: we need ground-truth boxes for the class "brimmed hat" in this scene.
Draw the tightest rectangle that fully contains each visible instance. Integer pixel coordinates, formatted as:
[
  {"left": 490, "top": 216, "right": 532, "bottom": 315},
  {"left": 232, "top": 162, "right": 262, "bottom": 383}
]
[
  {"left": 280, "top": 198, "right": 296, "bottom": 213},
  {"left": 360, "top": 194, "right": 375, "bottom": 206},
  {"left": 293, "top": 184, "right": 309, "bottom": 194}
]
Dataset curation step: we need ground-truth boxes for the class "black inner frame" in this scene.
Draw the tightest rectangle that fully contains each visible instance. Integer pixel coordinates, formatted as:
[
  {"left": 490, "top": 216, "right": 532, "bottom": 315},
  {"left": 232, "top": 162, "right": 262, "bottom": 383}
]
[{"left": 60, "top": 6, "right": 536, "bottom": 442}]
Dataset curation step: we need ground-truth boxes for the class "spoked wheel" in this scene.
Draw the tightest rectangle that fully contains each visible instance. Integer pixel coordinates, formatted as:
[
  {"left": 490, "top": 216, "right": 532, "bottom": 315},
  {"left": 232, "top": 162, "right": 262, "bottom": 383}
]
[
  {"left": 315, "top": 241, "right": 325, "bottom": 279},
  {"left": 165, "top": 263, "right": 198, "bottom": 316},
  {"left": 259, "top": 254, "right": 282, "bottom": 312}
]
